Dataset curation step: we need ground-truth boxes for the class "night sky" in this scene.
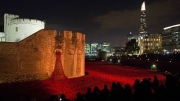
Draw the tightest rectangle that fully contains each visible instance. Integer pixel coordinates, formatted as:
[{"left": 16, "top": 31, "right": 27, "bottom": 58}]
[{"left": 1, "top": 0, "right": 180, "bottom": 47}]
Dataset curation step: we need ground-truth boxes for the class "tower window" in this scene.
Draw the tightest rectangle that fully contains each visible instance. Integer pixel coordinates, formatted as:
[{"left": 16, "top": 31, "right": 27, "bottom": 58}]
[{"left": 16, "top": 27, "right": 18, "bottom": 32}]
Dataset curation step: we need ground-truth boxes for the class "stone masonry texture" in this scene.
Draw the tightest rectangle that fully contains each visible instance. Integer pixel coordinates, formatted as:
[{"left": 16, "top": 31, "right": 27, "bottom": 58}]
[{"left": 0, "top": 29, "right": 85, "bottom": 83}]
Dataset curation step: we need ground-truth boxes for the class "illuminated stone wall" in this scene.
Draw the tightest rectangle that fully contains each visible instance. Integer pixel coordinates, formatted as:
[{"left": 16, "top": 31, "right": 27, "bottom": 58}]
[
  {"left": 0, "top": 29, "right": 85, "bottom": 83},
  {"left": 0, "top": 30, "right": 56, "bottom": 83},
  {"left": 56, "top": 31, "right": 85, "bottom": 78},
  {"left": 0, "top": 42, "right": 19, "bottom": 74},
  {"left": 18, "top": 29, "right": 56, "bottom": 79}
]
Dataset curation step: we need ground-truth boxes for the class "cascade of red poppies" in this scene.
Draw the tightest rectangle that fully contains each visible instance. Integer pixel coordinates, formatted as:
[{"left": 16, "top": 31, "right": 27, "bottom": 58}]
[{"left": 52, "top": 51, "right": 67, "bottom": 81}]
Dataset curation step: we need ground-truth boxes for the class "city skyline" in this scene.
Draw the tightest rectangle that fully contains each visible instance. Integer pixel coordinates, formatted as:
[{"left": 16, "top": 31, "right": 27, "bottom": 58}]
[{"left": 1, "top": 0, "right": 180, "bottom": 47}]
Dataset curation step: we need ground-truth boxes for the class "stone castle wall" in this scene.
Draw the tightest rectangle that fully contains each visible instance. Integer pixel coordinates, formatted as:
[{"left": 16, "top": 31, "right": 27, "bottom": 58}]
[
  {"left": 18, "top": 29, "right": 56, "bottom": 78},
  {"left": 56, "top": 31, "right": 85, "bottom": 78},
  {"left": 0, "top": 42, "right": 19, "bottom": 75},
  {"left": 0, "top": 29, "right": 85, "bottom": 83}
]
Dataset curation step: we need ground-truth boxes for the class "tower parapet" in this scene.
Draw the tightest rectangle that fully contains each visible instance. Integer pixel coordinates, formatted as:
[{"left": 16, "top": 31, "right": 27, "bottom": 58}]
[
  {"left": 4, "top": 13, "right": 19, "bottom": 18},
  {"left": 4, "top": 13, "right": 45, "bottom": 42},
  {"left": 11, "top": 18, "right": 45, "bottom": 26},
  {"left": 59, "top": 30, "right": 73, "bottom": 39}
]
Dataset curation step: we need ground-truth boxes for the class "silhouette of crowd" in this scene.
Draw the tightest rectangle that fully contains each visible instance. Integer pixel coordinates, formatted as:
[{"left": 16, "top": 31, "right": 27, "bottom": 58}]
[{"left": 45, "top": 73, "right": 180, "bottom": 101}]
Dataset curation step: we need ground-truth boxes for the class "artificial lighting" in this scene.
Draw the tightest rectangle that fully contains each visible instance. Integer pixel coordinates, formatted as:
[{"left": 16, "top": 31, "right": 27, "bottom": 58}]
[
  {"left": 151, "top": 64, "right": 157, "bottom": 70},
  {"left": 141, "top": 1, "right": 146, "bottom": 11},
  {"left": 164, "top": 24, "right": 180, "bottom": 30}
]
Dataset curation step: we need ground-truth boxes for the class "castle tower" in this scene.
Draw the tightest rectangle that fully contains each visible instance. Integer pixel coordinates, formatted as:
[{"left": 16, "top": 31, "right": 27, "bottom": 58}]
[
  {"left": 139, "top": 1, "right": 147, "bottom": 34},
  {"left": 4, "top": 13, "right": 45, "bottom": 42},
  {"left": 4, "top": 14, "right": 19, "bottom": 41}
]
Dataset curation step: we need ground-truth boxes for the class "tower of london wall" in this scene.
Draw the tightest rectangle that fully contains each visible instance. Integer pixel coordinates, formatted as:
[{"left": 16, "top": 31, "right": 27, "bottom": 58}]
[
  {"left": 0, "top": 29, "right": 85, "bottom": 83},
  {"left": 0, "top": 30, "right": 56, "bottom": 83},
  {"left": 56, "top": 31, "right": 85, "bottom": 78}
]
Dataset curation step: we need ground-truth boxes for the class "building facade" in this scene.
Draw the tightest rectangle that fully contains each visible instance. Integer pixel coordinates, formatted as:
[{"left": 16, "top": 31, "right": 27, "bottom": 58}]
[
  {"left": 85, "top": 43, "right": 91, "bottom": 54},
  {"left": 138, "top": 33, "right": 162, "bottom": 54},
  {"left": 163, "top": 24, "right": 180, "bottom": 52},
  {"left": 85, "top": 42, "right": 110, "bottom": 56},
  {"left": 98, "top": 43, "right": 110, "bottom": 53}
]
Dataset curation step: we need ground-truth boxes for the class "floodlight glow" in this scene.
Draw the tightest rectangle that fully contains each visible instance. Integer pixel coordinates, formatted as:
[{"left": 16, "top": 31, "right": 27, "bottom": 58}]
[{"left": 151, "top": 64, "right": 157, "bottom": 70}]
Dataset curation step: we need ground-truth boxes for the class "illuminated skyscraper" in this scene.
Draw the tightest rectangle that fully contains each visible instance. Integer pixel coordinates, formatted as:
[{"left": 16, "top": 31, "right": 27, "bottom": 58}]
[
  {"left": 137, "top": 2, "right": 162, "bottom": 54},
  {"left": 139, "top": 1, "right": 147, "bottom": 34}
]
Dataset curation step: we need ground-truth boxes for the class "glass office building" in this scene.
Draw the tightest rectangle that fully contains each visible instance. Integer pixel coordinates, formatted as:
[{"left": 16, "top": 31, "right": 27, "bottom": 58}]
[{"left": 163, "top": 24, "right": 180, "bottom": 52}]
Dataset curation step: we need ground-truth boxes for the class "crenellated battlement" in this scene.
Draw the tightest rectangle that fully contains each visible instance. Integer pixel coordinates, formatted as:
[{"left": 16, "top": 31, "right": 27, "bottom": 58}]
[
  {"left": 59, "top": 30, "right": 85, "bottom": 41},
  {"left": 59, "top": 30, "right": 73, "bottom": 39},
  {"left": 11, "top": 18, "right": 45, "bottom": 26},
  {"left": 4, "top": 13, "right": 19, "bottom": 18}
]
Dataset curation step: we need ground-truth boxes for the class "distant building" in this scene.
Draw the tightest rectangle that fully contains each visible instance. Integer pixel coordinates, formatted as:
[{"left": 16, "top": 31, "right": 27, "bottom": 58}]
[
  {"left": 85, "top": 42, "right": 110, "bottom": 56},
  {"left": 139, "top": 1, "right": 147, "bottom": 34},
  {"left": 85, "top": 43, "right": 91, "bottom": 54},
  {"left": 137, "top": 2, "right": 162, "bottom": 54},
  {"left": 111, "top": 47, "right": 125, "bottom": 56},
  {"left": 138, "top": 33, "right": 162, "bottom": 54},
  {"left": 90, "top": 42, "right": 99, "bottom": 54},
  {"left": 162, "top": 24, "right": 180, "bottom": 52},
  {"left": 98, "top": 43, "right": 110, "bottom": 52},
  {"left": 126, "top": 39, "right": 140, "bottom": 55},
  {"left": 127, "top": 32, "right": 138, "bottom": 41}
]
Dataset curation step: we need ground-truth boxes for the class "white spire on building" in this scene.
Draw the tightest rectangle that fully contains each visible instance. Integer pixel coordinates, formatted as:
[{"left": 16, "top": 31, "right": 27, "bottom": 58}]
[{"left": 141, "top": 1, "right": 145, "bottom": 11}]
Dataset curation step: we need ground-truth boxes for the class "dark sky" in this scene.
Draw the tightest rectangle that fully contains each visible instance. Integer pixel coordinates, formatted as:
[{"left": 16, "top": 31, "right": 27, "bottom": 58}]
[{"left": 1, "top": 0, "right": 180, "bottom": 47}]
